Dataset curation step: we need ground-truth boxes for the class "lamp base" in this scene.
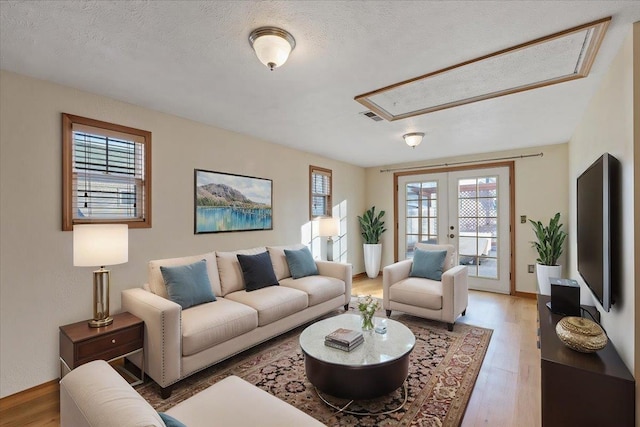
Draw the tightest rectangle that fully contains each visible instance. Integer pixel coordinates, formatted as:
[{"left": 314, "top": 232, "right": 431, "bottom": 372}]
[{"left": 88, "top": 316, "right": 113, "bottom": 328}]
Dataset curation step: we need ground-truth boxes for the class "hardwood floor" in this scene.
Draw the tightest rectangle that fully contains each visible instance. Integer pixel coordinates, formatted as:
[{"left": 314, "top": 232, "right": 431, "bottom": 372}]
[
  {"left": 352, "top": 276, "right": 541, "bottom": 427},
  {"left": 0, "top": 278, "right": 539, "bottom": 427}
]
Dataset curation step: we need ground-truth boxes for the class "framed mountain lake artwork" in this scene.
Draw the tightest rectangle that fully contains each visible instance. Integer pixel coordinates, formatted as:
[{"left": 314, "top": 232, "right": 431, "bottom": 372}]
[{"left": 194, "top": 169, "right": 273, "bottom": 233}]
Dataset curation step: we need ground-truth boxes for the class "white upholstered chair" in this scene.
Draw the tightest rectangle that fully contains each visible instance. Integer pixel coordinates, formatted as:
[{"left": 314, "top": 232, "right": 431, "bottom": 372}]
[{"left": 383, "top": 243, "right": 468, "bottom": 331}]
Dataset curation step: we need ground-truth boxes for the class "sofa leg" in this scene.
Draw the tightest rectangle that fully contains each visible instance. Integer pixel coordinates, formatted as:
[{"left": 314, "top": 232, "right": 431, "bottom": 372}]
[
  {"left": 344, "top": 303, "right": 349, "bottom": 311},
  {"left": 462, "top": 309, "right": 467, "bottom": 316},
  {"left": 385, "top": 310, "right": 391, "bottom": 318},
  {"left": 447, "top": 323, "right": 454, "bottom": 332},
  {"left": 160, "top": 385, "right": 173, "bottom": 399}
]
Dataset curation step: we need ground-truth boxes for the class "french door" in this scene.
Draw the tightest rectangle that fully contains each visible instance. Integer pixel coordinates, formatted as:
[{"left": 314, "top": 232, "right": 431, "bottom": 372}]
[{"left": 397, "top": 166, "right": 511, "bottom": 294}]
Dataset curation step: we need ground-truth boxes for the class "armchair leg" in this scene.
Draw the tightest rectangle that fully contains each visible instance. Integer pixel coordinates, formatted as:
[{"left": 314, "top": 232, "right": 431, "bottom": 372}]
[
  {"left": 462, "top": 309, "right": 467, "bottom": 316},
  {"left": 344, "top": 303, "right": 349, "bottom": 311},
  {"left": 160, "top": 385, "right": 173, "bottom": 399},
  {"left": 385, "top": 310, "right": 391, "bottom": 317},
  {"left": 447, "top": 323, "right": 454, "bottom": 332}
]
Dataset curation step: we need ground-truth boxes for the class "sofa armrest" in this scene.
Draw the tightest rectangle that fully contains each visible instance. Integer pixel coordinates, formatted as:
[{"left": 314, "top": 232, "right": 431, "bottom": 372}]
[
  {"left": 121, "top": 287, "right": 182, "bottom": 388},
  {"left": 60, "top": 360, "right": 164, "bottom": 427},
  {"left": 315, "top": 261, "right": 352, "bottom": 305},
  {"left": 382, "top": 260, "right": 413, "bottom": 308},
  {"left": 440, "top": 265, "right": 469, "bottom": 323}
]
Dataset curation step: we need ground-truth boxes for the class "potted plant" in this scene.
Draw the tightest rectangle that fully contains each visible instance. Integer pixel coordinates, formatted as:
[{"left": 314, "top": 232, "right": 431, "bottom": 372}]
[
  {"left": 358, "top": 206, "right": 387, "bottom": 279},
  {"left": 529, "top": 212, "right": 568, "bottom": 295}
]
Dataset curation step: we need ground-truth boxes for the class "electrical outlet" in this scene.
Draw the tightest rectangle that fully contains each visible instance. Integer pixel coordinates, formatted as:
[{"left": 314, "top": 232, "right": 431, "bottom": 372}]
[
  {"left": 528, "top": 264, "right": 535, "bottom": 273},
  {"left": 520, "top": 215, "right": 527, "bottom": 224}
]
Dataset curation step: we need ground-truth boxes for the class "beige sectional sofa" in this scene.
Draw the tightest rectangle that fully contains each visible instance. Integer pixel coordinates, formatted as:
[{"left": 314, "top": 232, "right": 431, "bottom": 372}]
[
  {"left": 60, "top": 359, "right": 326, "bottom": 426},
  {"left": 122, "top": 244, "right": 352, "bottom": 397}
]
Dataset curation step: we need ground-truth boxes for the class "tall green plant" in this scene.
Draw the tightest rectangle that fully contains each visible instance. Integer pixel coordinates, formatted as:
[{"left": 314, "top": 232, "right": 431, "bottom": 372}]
[
  {"left": 529, "top": 212, "right": 567, "bottom": 266},
  {"left": 358, "top": 206, "right": 387, "bottom": 244}
]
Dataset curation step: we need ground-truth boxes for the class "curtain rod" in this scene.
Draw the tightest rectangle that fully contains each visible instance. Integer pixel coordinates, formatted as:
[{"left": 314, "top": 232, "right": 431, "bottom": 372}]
[{"left": 379, "top": 152, "right": 544, "bottom": 173}]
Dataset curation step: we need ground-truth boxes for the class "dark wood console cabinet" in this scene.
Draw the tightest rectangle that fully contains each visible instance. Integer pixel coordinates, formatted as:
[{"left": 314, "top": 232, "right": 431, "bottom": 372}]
[{"left": 538, "top": 295, "right": 635, "bottom": 426}]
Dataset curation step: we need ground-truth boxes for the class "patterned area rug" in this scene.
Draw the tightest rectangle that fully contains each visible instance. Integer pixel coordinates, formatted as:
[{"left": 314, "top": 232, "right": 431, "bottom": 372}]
[{"left": 138, "top": 309, "right": 492, "bottom": 426}]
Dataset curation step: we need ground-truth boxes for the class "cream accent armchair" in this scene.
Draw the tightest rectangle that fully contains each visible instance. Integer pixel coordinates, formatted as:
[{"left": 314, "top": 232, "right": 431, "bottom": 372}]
[{"left": 383, "top": 243, "right": 468, "bottom": 331}]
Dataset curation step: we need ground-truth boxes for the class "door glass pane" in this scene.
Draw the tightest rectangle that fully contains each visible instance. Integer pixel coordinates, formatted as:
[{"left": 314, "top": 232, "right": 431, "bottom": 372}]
[
  {"left": 407, "top": 218, "right": 419, "bottom": 234},
  {"left": 406, "top": 234, "right": 418, "bottom": 258},
  {"left": 406, "top": 183, "right": 420, "bottom": 200},
  {"left": 404, "top": 180, "right": 438, "bottom": 259},
  {"left": 457, "top": 176, "right": 499, "bottom": 279}
]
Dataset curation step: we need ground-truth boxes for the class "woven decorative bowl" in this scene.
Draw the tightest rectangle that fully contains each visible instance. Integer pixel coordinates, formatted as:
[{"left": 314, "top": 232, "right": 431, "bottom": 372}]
[{"left": 555, "top": 316, "right": 607, "bottom": 353}]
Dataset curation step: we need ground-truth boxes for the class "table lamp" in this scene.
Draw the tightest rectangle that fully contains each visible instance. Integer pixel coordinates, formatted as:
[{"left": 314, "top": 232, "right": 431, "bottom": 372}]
[
  {"left": 318, "top": 217, "right": 339, "bottom": 261},
  {"left": 73, "top": 224, "right": 128, "bottom": 327}
]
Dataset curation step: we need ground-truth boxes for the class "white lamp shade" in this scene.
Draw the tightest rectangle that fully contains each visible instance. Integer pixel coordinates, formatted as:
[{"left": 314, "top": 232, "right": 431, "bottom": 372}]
[
  {"left": 73, "top": 224, "right": 128, "bottom": 267},
  {"left": 252, "top": 34, "right": 293, "bottom": 69},
  {"left": 318, "top": 217, "right": 340, "bottom": 237}
]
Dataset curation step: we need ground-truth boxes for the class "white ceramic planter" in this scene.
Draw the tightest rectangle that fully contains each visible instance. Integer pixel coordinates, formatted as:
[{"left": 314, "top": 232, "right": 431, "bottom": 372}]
[
  {"left": 363, "top": 244, "right": 382, "bottom": 279},
  {"left": 536, "top": 263, "right": 562, "bottom": 295}
]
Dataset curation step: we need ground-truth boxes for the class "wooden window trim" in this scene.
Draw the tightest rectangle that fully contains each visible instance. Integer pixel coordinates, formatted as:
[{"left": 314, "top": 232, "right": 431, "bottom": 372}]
[
  {"left": 309, "top": 165, "right": 333, "bottom": 219},
  {"left": 62, "top": 113, "right": 152, "bottom": 231}
]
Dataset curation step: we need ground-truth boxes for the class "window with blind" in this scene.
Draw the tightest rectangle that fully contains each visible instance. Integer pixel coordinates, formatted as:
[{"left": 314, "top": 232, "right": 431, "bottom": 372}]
[
  {"left": 62, "top": 114, "right": 152, "bottom": 230},
  {"left": 309, "top": 166, "right": 332, "bottom": 218}
]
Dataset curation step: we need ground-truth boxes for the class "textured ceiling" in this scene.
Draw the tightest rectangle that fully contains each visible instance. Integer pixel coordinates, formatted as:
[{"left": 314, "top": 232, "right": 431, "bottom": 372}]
[{"left": 1, "top": 1, "right": 639, "bottom": 167}]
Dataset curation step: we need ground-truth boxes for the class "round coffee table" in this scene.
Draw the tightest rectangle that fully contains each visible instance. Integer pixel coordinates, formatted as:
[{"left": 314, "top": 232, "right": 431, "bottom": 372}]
[{"left": 299, "top": 313, "right": 415, "bottom": 400}]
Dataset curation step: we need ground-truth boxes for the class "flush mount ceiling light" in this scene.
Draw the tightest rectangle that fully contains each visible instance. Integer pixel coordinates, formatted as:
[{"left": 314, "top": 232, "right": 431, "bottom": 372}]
[
  {"left": 249, "top": 27, "right": 296, "bottom": 71},
  {"left": 403, "top": 132, "right": 424, "bottom": 148},
  {"left": 355, "top": 17, "right": 610, "bottom": 121}
]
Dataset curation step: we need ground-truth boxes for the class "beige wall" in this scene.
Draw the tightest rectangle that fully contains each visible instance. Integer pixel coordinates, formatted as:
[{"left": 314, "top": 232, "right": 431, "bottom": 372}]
[
  {"left": 365, "top": 143, "right": 569, "bottom": 294},
  {"left": 0, "top": 70, "right": 366, "bottom": 398},
  {"left": 634, "top": 22, "right": 640, "bottom": 427},
  {"left": 568, "top": 26, "right": 636, "bottom": 375}
]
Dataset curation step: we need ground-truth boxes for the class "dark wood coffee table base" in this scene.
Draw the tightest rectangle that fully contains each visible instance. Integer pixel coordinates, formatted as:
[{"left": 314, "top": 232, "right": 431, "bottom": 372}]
[{"left": 303, "top": 349, "right": 411, "bottom": 400}]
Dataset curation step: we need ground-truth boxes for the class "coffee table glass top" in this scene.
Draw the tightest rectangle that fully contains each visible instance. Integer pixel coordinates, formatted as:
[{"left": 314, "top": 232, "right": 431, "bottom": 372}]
[{"left": 299, "top": 313, "right": 415, "bottom": 367}]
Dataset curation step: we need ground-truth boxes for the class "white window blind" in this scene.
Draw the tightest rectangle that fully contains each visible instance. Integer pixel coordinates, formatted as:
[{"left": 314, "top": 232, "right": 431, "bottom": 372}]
[
  {"left": 311, "top": 167, "right": 331, "bottom": 217},
  {"left": 72, "top": 124, "right": 146, "bottom": 221}
]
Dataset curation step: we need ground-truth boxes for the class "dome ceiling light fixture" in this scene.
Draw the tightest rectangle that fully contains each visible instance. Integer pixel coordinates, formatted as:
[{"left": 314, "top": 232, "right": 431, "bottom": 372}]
[
  {"left": 403, "top": 132, "right": 424, "bottom": 148},
  {"left": 249, "top": 26, "right": 296, "bottom": 71}
]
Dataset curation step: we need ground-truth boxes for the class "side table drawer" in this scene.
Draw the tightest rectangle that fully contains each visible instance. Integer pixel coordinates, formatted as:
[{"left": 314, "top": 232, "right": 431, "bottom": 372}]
[{"left": 76, "top": 323, "right": 143, "bottom": 366}]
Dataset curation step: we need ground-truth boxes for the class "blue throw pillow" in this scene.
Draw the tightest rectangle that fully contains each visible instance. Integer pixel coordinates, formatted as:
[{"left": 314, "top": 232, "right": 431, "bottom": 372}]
[
  {"left": 160, "top": 260, "right": 216, "bottom": 309},
  {"left": 158, "top": 412, "right": 187, "bottom": 427},
  {"left": 410, "top": 249, "right": 447, "bottom": 281},
  {"left": 284, "top": 247, "right": 319, "bottom": 279},
  {"left": 237, "top": 251, "right": 279, "bottom": 291}
]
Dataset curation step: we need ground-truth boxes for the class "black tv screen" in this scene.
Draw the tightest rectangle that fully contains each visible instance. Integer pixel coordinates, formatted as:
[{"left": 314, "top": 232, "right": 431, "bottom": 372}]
[{"left": 576, "top": 153, "right": 619, "bottom": 312}]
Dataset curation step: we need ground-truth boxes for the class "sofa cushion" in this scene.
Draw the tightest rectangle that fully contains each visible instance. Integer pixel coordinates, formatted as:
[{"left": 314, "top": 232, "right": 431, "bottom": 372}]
[
  {"left": 410, "top": 249, "right": 447, "bottom": 281},
  {"left": 161, "top": 260, "right": 217, "bottom": 309},
  {"left": 284, "top": 247, "right": 319, "bottom": 279},
  {"left": 149, "top": 252, "right": 221, "bottom": 299},
  {"left": 267, "top": 244, "right": 306, "bottom": 280},
  {"left": 225, "top": 286, "right": 308, "bottom": 326},
  {"left": 216, "top": 247, "right": 266, "bottom": 296},
  {"left": 415, "top": 243, "right": 456, "bottom": 272},
  {"left": 279, "top": 276, "right": 344, "bottom": 306},
  {"left": 237, "top": 251, "right": 279, "bottom": 291},
  {"left": 181, "top": 298, "right": 258, "bottom": 357},
  {"left": 164, "top": 375, "right": 326, "bottom": 427},
  {"left": 389, "top": 277, "right": 443, "bottom": 310}
]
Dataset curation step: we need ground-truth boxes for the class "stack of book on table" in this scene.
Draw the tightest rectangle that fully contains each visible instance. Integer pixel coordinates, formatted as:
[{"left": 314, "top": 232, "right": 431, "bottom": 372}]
[{"left": 324, "top": 328, "right": 364, "bottom": 352}]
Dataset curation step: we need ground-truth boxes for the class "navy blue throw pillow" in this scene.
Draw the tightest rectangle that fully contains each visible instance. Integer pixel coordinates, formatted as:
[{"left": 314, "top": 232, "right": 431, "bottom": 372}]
[{"left": 237, "top": 251, "right": 279, "bottom": 291}]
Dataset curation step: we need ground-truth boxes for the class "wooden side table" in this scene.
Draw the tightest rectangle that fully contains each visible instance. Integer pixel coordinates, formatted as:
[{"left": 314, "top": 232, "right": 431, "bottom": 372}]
[{"left": 59, "top": 311, "right": 144, "bottom": 385}]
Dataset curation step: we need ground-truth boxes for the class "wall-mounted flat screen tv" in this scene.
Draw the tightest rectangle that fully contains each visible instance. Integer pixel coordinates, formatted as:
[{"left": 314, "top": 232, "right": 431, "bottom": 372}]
[{"left": 576, "top": 153, "right": 620, "bottom": 312}]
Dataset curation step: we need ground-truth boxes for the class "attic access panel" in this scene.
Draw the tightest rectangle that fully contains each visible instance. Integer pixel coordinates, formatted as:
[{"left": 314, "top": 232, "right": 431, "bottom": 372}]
[{"left": 354, "top": 17, "right": 610, "bottom": 121}]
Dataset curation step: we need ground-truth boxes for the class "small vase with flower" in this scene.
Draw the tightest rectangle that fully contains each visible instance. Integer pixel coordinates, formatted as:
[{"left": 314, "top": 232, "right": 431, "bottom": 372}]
[{"left": 358, "top": 295, "right": 380, "bottom": 331}]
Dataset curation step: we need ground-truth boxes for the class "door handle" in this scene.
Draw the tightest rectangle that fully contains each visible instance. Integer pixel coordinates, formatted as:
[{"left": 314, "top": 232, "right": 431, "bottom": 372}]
[{"left": 449, "top": 234, "right": 455, "bottom": 238}]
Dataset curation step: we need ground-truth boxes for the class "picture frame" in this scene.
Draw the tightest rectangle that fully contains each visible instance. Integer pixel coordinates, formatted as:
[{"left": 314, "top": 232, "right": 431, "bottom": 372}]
[{"left": 194, "top": 169, "right": 273, "bottom": 234}]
